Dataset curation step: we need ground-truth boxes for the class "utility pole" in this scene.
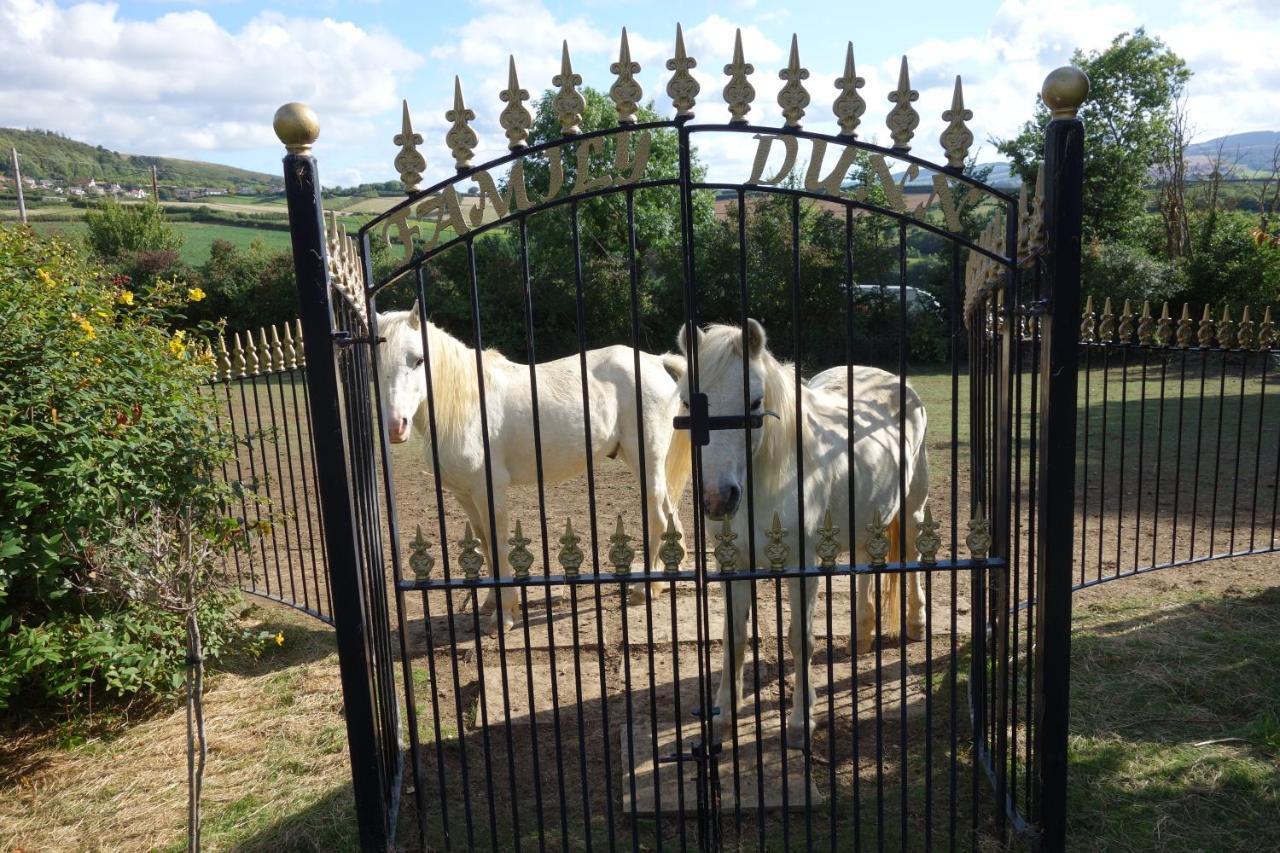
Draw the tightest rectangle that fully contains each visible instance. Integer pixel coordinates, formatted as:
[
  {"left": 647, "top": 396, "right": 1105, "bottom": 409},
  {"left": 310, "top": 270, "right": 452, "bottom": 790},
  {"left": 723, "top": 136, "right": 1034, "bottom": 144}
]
[
  {"left": 151, "top": 164, "right": 159, "bottom": 202},
  {"left": 11, "top": 147, "right": 27, "bottom": 224}
]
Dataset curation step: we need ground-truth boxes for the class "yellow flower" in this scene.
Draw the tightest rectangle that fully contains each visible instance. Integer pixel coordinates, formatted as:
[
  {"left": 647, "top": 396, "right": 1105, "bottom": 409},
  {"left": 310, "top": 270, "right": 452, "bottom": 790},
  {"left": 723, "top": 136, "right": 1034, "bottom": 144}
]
[
  {"left": 72, "top": 313, "right": 96, "bottom": 340},
  {"left": 187, "top": 287, "right": 206, "bottom": 303},
  {"left": 168, "top": 330, "right": 188, "bottom": 358},
  {"left": 94, "top": 309, "right": 110, "bottom": 319},
  {"left": 117, "top": 290, "right": 134, "bottom": 306},
  {"left": 37, "top": 269, "right": 55, "bottom": 288},
  {"left": 274, "top": 632, "right": 285, "bottom": 647}
]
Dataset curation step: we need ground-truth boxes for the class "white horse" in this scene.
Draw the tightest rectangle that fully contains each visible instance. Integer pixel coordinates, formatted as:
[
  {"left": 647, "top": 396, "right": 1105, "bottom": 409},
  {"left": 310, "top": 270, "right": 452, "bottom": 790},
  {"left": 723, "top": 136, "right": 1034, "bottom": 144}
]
[
  {"left": 378, "top": 304, "right": 692, "bottom": 633},
  {"left": 664, "top": 319, "right": 929, "bottom": 741}
]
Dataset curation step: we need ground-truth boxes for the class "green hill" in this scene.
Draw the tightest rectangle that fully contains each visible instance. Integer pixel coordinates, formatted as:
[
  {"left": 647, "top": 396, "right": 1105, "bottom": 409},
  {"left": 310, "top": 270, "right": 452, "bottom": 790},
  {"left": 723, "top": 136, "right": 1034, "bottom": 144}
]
[{"left": 0, "top": 128, "right": 281, "bottom": 191}]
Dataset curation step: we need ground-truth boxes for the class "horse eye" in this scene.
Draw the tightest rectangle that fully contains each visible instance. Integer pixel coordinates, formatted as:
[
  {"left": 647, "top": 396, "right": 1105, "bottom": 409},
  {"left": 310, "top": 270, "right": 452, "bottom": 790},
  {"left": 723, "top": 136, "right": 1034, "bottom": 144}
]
[
  {"left": 680, "top": 399, "right": 689, "bottom": 409},
  {"left": 750, "top": 398, "right": 763, "bottom": 410},
  {"left": 414, "top": 357, "right": 424, "bottom": 368}
]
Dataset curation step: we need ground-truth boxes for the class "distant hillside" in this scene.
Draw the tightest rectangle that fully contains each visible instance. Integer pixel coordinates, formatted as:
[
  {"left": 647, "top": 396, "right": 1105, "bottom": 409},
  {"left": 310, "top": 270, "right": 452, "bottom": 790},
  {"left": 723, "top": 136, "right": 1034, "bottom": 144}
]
[
  {"left": 1186, "top": 131, "right": 1279, "bottom": 176},
  {"left": 0, "top": 128, "right": 282, "bottom": 191}
]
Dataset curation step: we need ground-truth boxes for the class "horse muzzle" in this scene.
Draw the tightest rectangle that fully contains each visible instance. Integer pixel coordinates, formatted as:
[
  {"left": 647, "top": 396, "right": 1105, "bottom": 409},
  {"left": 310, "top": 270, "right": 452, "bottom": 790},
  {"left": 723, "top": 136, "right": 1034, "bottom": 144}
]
[
  {"left": 702, "top": 484, "right": 741, "bottom": 520},
  {"left": 388, "top": 417, "right": 411, "bottom": 444}
]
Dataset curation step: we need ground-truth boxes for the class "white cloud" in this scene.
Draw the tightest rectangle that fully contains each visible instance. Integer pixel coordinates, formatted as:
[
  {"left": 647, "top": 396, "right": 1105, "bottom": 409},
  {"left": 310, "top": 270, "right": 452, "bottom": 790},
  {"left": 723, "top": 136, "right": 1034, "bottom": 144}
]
[{"left": 0, "top": 0, "right": 421, "bottom": 167}]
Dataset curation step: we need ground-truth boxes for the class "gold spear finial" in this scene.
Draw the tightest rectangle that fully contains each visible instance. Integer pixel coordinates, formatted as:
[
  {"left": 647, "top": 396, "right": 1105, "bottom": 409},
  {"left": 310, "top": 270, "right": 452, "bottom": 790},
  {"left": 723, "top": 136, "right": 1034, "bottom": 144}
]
[
  {"left": 610, "top": 28, "right": 643, "bottom": 125},
  {"left": 558, "top": 518, "right": 584, "bottom": 577},
  {"left": 458, "top": 522, "right": 484, "bottom": 581},
  {"left": 608, "top": 514, "right": 635, "bottom": 574},
  {"left": 445, "top": 76, "right": 478, "bottom": 171},
  {"left": 917, "top": 507, "right": 941, "bottom": 565},
  {"left": 865, "top": 509, "right": 890, "bottom": 568},
  {"left": 777, "top": 34, "right": 811, "bottom": 128},
  {"left": 713, "top": 515, "right": 739, "bottom": 572},
  {"left": 940, "top": 75, "right": 974, "bottom": 169},
  {"left": 666, "top": 23, "right": 700, "bottom": 118},
  {"left": 658, "top": 515, "right": 684, "bottom": 573},
  {"left": 392, "top": 100, "right": 426, "bottom": 192},
  {"left": 886, "top": 56, "right": 920, "bottom": 151},
  {"left": 764, "top": 511, "right": 789, "bottom": 570},
  {"left": 408, "top": 524, "right": 434, "bottom": 580},
  {"left": 499, "top": 56, "right": 533, "bottom": 150},
  {"left": 816, "top": 509, "right": 839, "bottom": 568},
  {"left": 552, "top": 41, "right": 586, "bottom": 135},
  {"left": 723, "top": 28, "right": 755, "bottom": 125},
  {"left": 508, "top": 519, "right": 533, "bottom": 579},
  {"left": 833, "top": 42, "right": 867, "bottom": 138}
]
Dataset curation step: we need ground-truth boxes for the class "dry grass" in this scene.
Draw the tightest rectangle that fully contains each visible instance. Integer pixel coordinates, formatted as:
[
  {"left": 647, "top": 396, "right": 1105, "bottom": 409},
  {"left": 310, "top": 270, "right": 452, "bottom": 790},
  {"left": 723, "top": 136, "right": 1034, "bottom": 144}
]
[{"left": 0, "top": 604, "right": 356, "bottom": 852}]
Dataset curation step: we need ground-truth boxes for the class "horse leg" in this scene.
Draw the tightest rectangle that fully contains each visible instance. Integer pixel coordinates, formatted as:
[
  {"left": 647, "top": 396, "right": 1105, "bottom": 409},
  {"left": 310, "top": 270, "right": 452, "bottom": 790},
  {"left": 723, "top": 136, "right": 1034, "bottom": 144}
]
[
  {"left": 474, "top": 482, "right": 515, "bottom": 635},
  {"left": 853, "top": 550, "right": 876, "bottom": 655},
  {"left": 713, "top": 579, "right": 753, "bottom": 742},
  {"left": 459, "top": 498, "right": 498, "bottom": 617},
  {"left": 619, "top": 437, "right": 672, "bottom": 605},
  {"left": 787, "top": 576, "right": 820, "bottom": 742},
  {"left": 904, "top": 447, "right": 931, "bottom": 641}
]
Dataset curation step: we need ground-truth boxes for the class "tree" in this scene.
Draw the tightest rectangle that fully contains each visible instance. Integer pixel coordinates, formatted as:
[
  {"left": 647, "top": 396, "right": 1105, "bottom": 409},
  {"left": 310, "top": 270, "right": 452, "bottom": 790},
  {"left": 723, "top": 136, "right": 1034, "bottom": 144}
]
[
  {"left": 85, "top": 197, "right": 183, "bottom": 259},
  {"left": 996, "top": 30, "right": 1190, "bottom": 243}
]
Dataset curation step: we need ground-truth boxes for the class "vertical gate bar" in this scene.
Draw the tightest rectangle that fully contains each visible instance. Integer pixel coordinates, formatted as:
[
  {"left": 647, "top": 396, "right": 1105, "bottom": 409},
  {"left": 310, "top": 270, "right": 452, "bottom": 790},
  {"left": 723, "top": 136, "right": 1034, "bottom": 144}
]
[
  {"left": 896, "top": 219, "right": 910, "bottom": 850},
  {"left": 1095, "top": 332, "right": 1110, "bottom": 581},
  {"left": 1190, "top": 339, "right": 1210, "bottom": 561},
  {"left": 1009, "top": 219, "right": 1024, "bottom": 820},
  {"left": 506, "top": 217, "right": 549, "bottom": 853},
  {"left": 246, "top": 357, "right": 286, "bottom": 598},
  {"left": 259, "top": 340, "right": 301, "bottom": 606},
  {"left": 728, "top": 189, "right": 750, "bottom": 844},
  {"left": 967, "top": 295, "right": 984, "bottom": 849},
  {"left": 1248, "top": 353, "right": 1269, "bottom": 551},
  {"left": 1228, "top": 350, "right": 1247, "bottom": 554},
  {"left": 235, "top": 359, "right": 270, "bottom": 596},
  {"left": 1134, "top": 334, "right": 1149, "bottom": 572},
  {"left": 462, "top": 238, "right": 522, "bottom": 852},
  {"left": 1115, "top": 339, "right": 1129, "bottom": 575},
  {"left": 1032, "top": 68, "right": 1087, "bottom": 853},
  {"left": 739, "top": 188, "right": 767, "bottom": 853},
  {"left": 270, "top": 338, "right": 313, "bottom": 613},
  {"left": 1171, "top": 336, "right": 1189, "bottom": 565},
  {"left": 364, "top": 289, "right": 428, "bottom": 850},
  {"left": 1209, "top": 350, "right": 1229, "bottom": 554},
  {"left": 293, "top": 330, "right": 334, "bottom": 619},
  {"left": 948, "top": 241, "right": 961, "bottom": 853},
  {"left": 568, "top": 200, "right": 619, "bottom": 852},
  {"left": 1025, "top": 259, "right": 1042, "bottom": 813},
  {"left": 845, "top": 205, "right": 864, "bottom": 853},
  {"left": 1078, "top": 338, "right": 1091, "bottom": 585},
  {"left": 414, "top": 268, "right": 475, "bottom": 850},
  {"left": 276, "top": 106, "right": 391, "bottom": 852},
  {"left": 217, "top": 373, "right": 249, "bottom": 591},
  {"left": 283, "top": 348, "right": 322, "bottom": 617},
  {"left": 1152, "top": 330, "right": 1170, "bottom": 569}
]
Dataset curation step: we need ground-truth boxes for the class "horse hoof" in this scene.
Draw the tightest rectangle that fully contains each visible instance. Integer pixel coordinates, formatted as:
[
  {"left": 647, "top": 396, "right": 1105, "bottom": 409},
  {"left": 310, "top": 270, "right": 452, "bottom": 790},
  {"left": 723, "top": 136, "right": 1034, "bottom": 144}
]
[
  {"left": 906, "top": 624, "right": 926, "bottom": 642},
  {"left": 479, "top": 595, "right": 497, "bottom": 616},
  {"left": 786, "top": 718, "right": 815, "bottom": 748},
  {"left": 627, "top": 584, "right": 647, "bottom": 606},
  {"left": 852, "top": 636, "right": 875, "bottom": 656}
]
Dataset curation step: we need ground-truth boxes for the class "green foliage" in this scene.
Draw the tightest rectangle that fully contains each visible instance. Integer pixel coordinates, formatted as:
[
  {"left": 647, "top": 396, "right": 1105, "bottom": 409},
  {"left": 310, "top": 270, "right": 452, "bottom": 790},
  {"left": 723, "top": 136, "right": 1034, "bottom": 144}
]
[
  {"left": 186, "top": 239, "right": 299, "bottom": 331},
  {"left": 84, "top": 197, "right": 184, "bottom": 260},
  {"left": 1082, "top": 239, "right": 1187, "bottom": 304},
  {"left": 1183, "top": 211, "right": 1280, "bottom": 307},
  {"left": 0, "top": 127, "right": 280, "bottom": 191},
  {"left": 996, "top": 29, "right": 1190, "bottom": 243},
  {"left": 0, "top": 225, "right": 241, "bottom": 714}
]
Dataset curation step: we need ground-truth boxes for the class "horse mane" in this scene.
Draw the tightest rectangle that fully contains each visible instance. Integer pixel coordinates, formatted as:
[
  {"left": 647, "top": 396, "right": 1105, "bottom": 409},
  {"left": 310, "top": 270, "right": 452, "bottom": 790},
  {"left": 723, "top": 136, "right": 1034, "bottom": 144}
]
[
  {"left": 694, "top": 323, "right": 837, "bottom": 494},
  {"left": 379, "top": 310, "right": 506, "bottom": 444}
]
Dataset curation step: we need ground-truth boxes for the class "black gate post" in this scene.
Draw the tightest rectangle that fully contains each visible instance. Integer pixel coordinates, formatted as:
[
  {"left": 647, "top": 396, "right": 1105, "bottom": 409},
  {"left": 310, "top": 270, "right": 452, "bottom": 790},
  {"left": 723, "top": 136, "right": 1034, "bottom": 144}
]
[
  {"left": 1032, "top": 68, "right": 1088, "bottom": 852},
  {"left": 274, "top": 103, "right": 391, "bottom": 852}
]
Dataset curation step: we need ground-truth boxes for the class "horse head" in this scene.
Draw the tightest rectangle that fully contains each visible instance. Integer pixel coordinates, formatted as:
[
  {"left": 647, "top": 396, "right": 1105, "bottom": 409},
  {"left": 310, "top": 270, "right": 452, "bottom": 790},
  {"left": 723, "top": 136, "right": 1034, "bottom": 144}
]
[{"left": 376, "top": 301, "right": 428, "bottom": 443}]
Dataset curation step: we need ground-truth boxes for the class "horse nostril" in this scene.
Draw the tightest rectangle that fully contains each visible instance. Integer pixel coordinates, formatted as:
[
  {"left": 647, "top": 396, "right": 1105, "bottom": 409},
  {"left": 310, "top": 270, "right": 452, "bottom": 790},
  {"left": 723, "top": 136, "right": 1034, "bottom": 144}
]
[{"left": 726, "top": 485, "right": 741, "bottom": 512}]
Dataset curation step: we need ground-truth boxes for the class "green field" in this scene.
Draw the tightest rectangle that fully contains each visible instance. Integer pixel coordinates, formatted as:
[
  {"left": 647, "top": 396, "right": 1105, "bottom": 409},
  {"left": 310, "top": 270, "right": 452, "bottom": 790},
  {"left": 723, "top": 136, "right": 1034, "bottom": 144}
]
[{"left": 29, "top": 220, "right": 294, "bottom": 266}]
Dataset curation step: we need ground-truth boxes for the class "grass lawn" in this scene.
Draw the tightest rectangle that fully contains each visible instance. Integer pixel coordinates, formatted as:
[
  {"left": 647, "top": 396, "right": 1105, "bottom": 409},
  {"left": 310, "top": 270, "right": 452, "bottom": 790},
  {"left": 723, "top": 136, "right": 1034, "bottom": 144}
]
[{"left": 28, "top": 220, "right": 295, "bottom": 266}]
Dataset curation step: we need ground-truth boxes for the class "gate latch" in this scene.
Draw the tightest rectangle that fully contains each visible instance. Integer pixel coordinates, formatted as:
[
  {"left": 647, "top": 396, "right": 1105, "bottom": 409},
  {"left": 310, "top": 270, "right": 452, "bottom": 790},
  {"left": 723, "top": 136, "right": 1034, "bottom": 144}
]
[
  {"left": 332, "top": 330, "right": 385, "bottom": 348},
  {"left": 673, "top": 392, "right": 765, "bottom": 448}
]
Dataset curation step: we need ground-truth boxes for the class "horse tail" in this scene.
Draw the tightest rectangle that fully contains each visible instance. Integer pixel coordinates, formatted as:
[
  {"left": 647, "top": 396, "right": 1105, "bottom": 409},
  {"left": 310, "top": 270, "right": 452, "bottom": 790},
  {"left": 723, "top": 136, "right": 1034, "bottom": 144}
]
[{"left": 879, "top": 514, "right": 904, "bottom": 637}]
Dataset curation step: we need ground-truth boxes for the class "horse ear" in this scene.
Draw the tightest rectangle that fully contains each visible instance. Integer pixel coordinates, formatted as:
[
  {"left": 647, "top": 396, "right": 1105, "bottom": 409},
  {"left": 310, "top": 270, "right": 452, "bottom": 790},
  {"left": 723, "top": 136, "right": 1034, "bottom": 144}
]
[
  {"left": 661, "top": 353, "right": 686, "bottom": 383},
  {"left": 408, "top": 300, "right": 421, "bottom": 330},
  {"left": 675, "top": 323, "right": 702, "bottom": 356},
  {"left": 745, "top": 318, "right": 767, "bottom": 357}
]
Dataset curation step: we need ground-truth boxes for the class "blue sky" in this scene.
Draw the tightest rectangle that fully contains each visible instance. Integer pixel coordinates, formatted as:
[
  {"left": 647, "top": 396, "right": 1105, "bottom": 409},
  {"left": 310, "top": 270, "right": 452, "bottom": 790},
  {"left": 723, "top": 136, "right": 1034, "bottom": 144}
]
[{"left": 2, "top": 0, "right": 1275, "bottom": 186}]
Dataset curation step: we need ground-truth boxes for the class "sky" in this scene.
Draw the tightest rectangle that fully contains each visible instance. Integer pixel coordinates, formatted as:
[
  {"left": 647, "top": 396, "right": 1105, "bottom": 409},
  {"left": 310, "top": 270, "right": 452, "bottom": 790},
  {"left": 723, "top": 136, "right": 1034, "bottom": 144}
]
[{"left": 2, "top": 0, "right": 1277, "bottom": 187}]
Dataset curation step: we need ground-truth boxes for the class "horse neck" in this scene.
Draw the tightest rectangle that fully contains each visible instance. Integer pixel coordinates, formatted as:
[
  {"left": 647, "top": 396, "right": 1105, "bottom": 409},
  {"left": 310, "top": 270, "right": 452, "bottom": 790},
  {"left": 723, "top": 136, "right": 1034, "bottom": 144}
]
[
  {"left": 751, "top": 354, "right": 808, "bottom": 497},
  {"left": 413, "top": 321, "right": 483, "bottom": 443}
]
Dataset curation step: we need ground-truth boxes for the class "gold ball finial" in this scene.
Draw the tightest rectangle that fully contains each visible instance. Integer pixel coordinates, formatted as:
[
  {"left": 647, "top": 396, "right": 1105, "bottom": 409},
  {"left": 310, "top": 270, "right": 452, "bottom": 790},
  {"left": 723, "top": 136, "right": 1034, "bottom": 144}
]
[
  {"left": 273, "top": 103, "right": 320, "bottom": 154},
  {"left": 1041, "top": 66, "right": 1089, "bottom": 120}
]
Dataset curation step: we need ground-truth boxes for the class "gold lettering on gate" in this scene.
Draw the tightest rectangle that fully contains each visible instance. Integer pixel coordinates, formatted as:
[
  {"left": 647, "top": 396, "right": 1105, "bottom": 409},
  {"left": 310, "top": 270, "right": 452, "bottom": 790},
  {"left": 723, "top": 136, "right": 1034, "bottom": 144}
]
[
  {"left": 746, "top": 134, "right": 798, "bottom": 186},
  {"left": 929, "top": 174, "right": 963, "bottom": 232},
  {"left": 381, "top": 208, "right": 420, "bottom": 262},
  {"left": 803, "top": 139, "right": 861, "bottom": 195},
  {"left": 613, "top": 130, "right": 652, "bottom": 186},
  {"left": 571, "top": 136, "right": 614, "bottom": 195}
]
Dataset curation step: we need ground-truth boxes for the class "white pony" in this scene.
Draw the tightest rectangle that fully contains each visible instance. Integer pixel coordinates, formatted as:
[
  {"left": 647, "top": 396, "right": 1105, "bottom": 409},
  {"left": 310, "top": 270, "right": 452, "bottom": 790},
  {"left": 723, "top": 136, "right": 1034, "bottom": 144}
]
[
  {"left": 664, "top": 320, "right": 929, "bottom": 741},
  {"left": 378, "top": 304, "right": 691, "bottom": 633}
]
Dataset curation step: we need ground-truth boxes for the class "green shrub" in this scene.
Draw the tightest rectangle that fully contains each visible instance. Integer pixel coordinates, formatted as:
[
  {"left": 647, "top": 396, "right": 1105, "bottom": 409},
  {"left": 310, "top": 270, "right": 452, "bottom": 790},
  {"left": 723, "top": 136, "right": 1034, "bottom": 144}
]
[
  {"left": 0, "top": 224, "right": 241, "bottom": 715},
  {"left": 1082, "top": 239, "right": 1187, "bottom": 305}
]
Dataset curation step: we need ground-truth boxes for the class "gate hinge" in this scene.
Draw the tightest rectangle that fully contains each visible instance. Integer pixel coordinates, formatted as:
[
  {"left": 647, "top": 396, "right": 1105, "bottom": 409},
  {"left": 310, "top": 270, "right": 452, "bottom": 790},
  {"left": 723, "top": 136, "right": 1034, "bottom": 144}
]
[
  {"left": 1024, "top": 298, "right": 1051, "bottom": 317},
  {"left": 673, "top": 392, "right": 766, "bottom": 447}
]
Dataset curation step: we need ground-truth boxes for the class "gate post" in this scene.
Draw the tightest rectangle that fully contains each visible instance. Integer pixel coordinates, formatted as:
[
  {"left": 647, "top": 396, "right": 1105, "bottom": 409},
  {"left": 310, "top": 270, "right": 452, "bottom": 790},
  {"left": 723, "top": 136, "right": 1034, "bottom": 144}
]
[
  {"left": 274, "top": 104, "right": 391, "bottom": 852},
  {"left": 1032, "top": 68, "right": 1088, "bottom": 852}
]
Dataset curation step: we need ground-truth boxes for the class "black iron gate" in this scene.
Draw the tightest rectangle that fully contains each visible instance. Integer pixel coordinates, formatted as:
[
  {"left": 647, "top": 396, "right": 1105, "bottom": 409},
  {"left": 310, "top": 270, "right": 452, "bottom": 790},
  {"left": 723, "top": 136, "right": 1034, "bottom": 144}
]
[{"left": 277, "top": 31, "right": 1090, "bottom": 852}]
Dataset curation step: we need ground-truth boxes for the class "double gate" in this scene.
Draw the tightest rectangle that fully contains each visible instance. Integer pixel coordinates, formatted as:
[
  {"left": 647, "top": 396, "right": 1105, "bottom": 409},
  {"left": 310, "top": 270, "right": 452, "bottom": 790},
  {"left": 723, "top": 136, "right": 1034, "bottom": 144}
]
[{"left": 276, "top": 33, "right": 1089, "bottom": 851}]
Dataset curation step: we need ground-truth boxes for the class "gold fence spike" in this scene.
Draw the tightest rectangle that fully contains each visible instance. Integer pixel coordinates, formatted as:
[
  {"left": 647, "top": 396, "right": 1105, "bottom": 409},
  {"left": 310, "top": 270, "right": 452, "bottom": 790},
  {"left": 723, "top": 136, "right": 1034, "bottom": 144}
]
[
  {"left": 833, "top": 42, "right": 866, "bottom": 137},
  {"left": 258, "top": 328, "right": 275, "bottom": 373},
  {"left": 409, "top": 524, "right": 434, "bottom": 580},
  {"left": 445, "top": 76, "right": 478, "bottom": 172},
  {"left": 666, "top": 23, "right": 699, "bottom": 118},
  {"left": 1156, "top": 302, "right": 1173, "bottom": 346},
  {"left": 723, "top": 28, "right": 755, "bottom": 125},
  {"left": 558, "top": 518, "right": 583, "bottom": 577},
  {"left": 609, "top": 28, "right": 643, "bottom": 125},
  {"left": 1025, "top": 168, "right": 1046, "bottom": 256},
  {"left": 499, "top": 56, "right": 533, "bottom": 150},
  {"left": 1217, "top": 305, "right": 1236, "bottom": 349},
  {"left": 1098, "top": 297, "right": 1115, "bottom": 343},
  {"left": 608, "top": 514, "right": 635, "bottom": 574},
  {"left": 217, "top": 335, "right": 233, "bottom": 382},
  {"left": 232, "top": 332, "right": 249, "bottom": 378},
  {"left": 966, "top": 513, "right": 991, "bottom": 562},
  {"left": 765, "top": 512, "right": 789, "bottom": 571},
  {"left": 940, "top": 75, "right": 974, "bottom": 169},
  {"left": 508, "top": 519, "right": 533, "bottom": 579},
  {"left": 1259, "top": 306, "right": 1275, "bottom": 350},
  {"left": 392, "top": 100, "right": 426, "bottom": 193},
  {"left": 459, "top": 522, "right": 484, "bottom": 581},
  {"left": 1197, "top": 304, "right": 1215, "bottom": 348},
  {"left": 552, "top": 41, "right": 586, "bottom": 135},
  {"left": 659, "top": 515, "right": 684, "bottom": 573},
  {"left": 1118, "top": 298, "right": 1134, "bottom": 343},
  {"left": 777, "top": 34, "right": 811, "bottom": 128},
  {"left": 294, "top": 319, "right": 307, "bottom": 367},
  {"left": 1080, "top": 295, "right": 1096, "bottom": 342},
  {"left": 816, "top": 509, "right": 839, "bottom": 568},
  {"left": 886, "top": 55, "right": 920, "bottom": 151},
  {"left": 713, "top": 515, "right": 739, "bottom": 573},
  {"left": 917, "top": 506, "right": 941, "bottom": 565},
  {"left": 1176, "top": 303, "right": 1193, "bottom": 347},
  {"left": 1137, "top": 301, "right": 1154, "bottom": 345},
  {"left": 866, "top": 509, "right": 890, "bottom": 568},
  {"left": 282, "top": 321, "right": 298, "bottom": 370},
  {"left": 1237, "top": 306, "right": 1255, "bottom": 349}
]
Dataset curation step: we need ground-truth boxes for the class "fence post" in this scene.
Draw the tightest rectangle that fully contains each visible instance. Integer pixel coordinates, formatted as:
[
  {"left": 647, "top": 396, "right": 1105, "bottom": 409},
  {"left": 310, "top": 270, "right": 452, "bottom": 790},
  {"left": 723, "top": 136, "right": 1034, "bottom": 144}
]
[
  {"left": 274, "top": 103, "right": 390, "bottom": 852},
  {"left": 1033, "top": 67, "right": 1088, "bottom": 852}
]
